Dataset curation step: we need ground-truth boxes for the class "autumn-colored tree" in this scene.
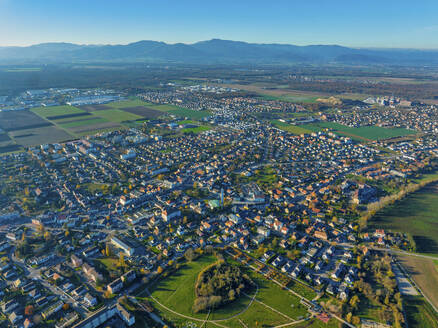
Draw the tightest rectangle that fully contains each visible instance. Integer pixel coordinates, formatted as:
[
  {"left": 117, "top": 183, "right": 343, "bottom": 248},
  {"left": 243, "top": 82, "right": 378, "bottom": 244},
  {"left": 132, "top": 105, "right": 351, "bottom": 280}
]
[
  {"left": 119, "top": 253, "right": 125, "bottom": 267},
  {"left": 62, "top": 303, "right": 70, "bottom": 311},
  {"left": 44, "top": 231, "right": 52, "bottom": 241},
  {"left": 106, "top": 244, "right": 111, "bottom": 257},
  {"left": 157, "top": 266, "right": 163, "bottom": 274},
  {"left": 25, "top": 305, "right": 34, "bottom": 316}
]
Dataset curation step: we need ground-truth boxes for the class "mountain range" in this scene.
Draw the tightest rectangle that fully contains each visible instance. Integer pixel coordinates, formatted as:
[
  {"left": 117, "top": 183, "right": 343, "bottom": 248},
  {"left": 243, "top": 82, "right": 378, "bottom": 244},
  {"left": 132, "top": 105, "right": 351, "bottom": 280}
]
[{"left": 1, "top": 39, "right": 438, "bottom": 66}]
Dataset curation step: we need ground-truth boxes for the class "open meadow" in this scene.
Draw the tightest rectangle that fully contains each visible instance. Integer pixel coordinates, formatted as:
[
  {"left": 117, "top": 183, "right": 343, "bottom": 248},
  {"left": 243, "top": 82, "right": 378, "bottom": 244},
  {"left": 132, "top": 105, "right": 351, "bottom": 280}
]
[
  {"left": 370, "top": 183, "right": 438, "bottom": 256},
  {"left": 144, "top": 255, "right": 317, "bottom": 328}
]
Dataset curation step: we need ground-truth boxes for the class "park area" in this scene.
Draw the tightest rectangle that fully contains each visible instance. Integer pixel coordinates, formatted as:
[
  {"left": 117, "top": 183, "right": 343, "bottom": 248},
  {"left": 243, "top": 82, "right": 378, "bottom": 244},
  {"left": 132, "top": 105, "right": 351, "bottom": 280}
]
[{"left": 140, "top": 254, "right": 334, "bottom": 328}]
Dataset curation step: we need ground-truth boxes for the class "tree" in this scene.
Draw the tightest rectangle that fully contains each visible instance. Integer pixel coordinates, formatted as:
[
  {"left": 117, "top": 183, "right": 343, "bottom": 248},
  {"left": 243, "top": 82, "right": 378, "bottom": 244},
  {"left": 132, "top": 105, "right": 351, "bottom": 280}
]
[
  {"left": 185, "top": 248, "right": 196, "bottom": 262},
  {"left": 349, "top": 295, "right": 360, "bottom": 310},
  {"left": 119, "top": 253, "right": 125, "bottom": 267},
  {"left": 352, "top": 316, "right": 361, "bottom": 326},
  {"left": 25, "top": 305, "right": 34, "bottom": 316},
  {"left": 44, "top": 231, "right": 52, "bottom": 241},
  {"left": 106, "top": 244, "right": 111, "bottom": 257},
  {"left": 157, "top": 266, "right": 163, "bottom": 274},
  {"left": 62, "top": 303, "right": 70, "bottom": 311}
]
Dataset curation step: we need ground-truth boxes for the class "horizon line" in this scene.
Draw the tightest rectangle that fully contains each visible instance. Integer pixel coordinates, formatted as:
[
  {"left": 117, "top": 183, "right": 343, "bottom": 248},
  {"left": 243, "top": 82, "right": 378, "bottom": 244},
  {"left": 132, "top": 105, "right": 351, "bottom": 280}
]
[{"left": 1, "top": 39, "right": 438, "bottom": 51}]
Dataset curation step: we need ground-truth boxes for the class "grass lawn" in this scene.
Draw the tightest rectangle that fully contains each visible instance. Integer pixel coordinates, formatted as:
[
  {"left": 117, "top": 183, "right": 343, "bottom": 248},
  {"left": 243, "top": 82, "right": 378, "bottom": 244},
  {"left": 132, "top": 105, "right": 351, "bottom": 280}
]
[
  {"left": 149, "top": 255, "right": 218, "bottom": 320},
  {"left": 97, "top": 258, "right": 120, "bottom": 272},
  {"left": 92, "top": 109, "right": 142, "bottom": 123},
  {"left": 31, "top": 105, "right": 85, "bottom": 118},
  {"left": 181, "top": 126, "right": 210, "bottom": 134},
  {"left": 147, "top": 255, "right": 309, "bottom": 327},
  {"left": 299, "top": 122, "right": 416, "bottom": 141},
  {"left": 82, "top": 182, "right": 111, "bottom": 194},
  {"left": 271, "top": 120, "right": 312, "bottom": 135},
  {"left": 370, "top": 183, "right": 438, "bottom": 256}
]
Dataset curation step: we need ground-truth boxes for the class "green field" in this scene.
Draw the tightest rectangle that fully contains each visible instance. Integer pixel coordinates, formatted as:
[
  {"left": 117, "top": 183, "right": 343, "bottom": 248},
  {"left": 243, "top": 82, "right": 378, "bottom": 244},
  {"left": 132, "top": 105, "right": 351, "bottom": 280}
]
[
  {"left": 300, "top": 122, "right": 416, "bottom": 141},
  {"left": 106, "top": 99, "right": 153, "bottom": 109},
  {"left": 58, "top": 117, "right": 109, "bottom": 128},
  {"left": 147, "top": 255, "right": 309, "bottom": 327},
  {"left": 370, "top": 183, "right": 438, "bottom": 256},
  {"left": 148, "top": 104, "right": 211, "bottom": 120},
  {"left": 181, "top": 126, "right": 210, "bottom": 134},
  {"left": 260, "top": 94, "right": 319, "bottom": 103},
  {"left": 107, "top": 100, "right": 211, "bottom": 120},
  {"left": 404, "top": 296, "right": 438, "bottom": 328},
  {"left": 271, "top": 120, "right": 312, "bottom": 135},
  {"left": 31, "top": 105, "right": 85, "bottom": 118},
  {"left": 93, "top": 109, "right": 142, "bottom": 122}
]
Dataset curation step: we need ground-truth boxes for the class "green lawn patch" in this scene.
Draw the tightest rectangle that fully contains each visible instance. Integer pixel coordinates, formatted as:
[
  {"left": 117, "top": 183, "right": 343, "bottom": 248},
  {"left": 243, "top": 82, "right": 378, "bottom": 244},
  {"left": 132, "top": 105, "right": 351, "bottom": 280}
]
[
  {"left": 97, "top": 258, "right": 120, "bottom": 272},
  {"left": 148, "top": 254, "right": 309, "bottom": 327}
]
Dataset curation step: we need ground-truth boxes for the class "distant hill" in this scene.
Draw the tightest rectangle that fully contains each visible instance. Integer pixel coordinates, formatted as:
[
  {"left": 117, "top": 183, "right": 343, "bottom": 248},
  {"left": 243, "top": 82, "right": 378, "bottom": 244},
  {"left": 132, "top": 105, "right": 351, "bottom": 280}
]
[{"left": 1, "top": 39, "right": 438, "bottom": 66}]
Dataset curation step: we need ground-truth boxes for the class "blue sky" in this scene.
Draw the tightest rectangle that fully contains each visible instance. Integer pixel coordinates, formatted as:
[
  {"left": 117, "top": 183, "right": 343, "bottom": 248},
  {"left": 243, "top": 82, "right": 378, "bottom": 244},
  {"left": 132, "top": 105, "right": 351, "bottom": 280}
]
[{"left": 1, "top": 0, "right": 438, "bottom": 48}]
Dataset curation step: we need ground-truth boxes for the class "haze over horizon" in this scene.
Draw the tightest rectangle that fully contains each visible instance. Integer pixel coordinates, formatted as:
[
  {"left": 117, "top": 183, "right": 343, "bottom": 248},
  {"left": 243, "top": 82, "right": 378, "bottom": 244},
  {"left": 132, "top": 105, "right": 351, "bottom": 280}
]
[{"left": 1, "top": 0, "right": 438, "bottom": 49}]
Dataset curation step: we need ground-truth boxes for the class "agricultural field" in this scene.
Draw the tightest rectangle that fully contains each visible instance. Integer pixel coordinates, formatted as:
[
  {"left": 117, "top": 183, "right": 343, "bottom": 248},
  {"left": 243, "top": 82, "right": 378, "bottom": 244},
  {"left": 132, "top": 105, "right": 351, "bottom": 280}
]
[
  {"left": 0, "top": 110, "right": 53, "bottom": 131},
  {"left": 1, "top": 99, "right": 212, "bottom": 153},
  {"left": 181, "top": 126, "right": 210, "bottom": 134},
  {"left": 92, "top": 109, "right": 142, "bottom": 123},
  {"left": 105, "top": 99, "right": 151, "bottom": 109},
  {"left": 398, "top": 255, "right": 438, "bottom": 310},
  {"left": 403, "top": 295, "right": 438, "bottom": 328},
  {"left": 31, "top": 105, "right": 86, "bottom": 118},
  {"left": 58, "top": 117, "right": 109, "bottom": 129},
  {"left": 146, "top": 255, "right": 313, "bottom": 328},
  {"left": 260, "top": 94, "right": 319, "bottom": 103},
  {"left": 148, "top": 104, "right": 211, "bottom": 120},
  {"left": 271, "top": 120, "right": 313, "bottom": 135},
  {"left": 120, "top": 106, "right": 164, "bottom": 119},
  {"left": 370, "top": 183, "right": 438, "bottom": 256},
  {"left": 9, "top": 126, "right": 73, "bottom": 146},
  {"left": 299, "top": 122, "right": 416, "bottom": 141}
]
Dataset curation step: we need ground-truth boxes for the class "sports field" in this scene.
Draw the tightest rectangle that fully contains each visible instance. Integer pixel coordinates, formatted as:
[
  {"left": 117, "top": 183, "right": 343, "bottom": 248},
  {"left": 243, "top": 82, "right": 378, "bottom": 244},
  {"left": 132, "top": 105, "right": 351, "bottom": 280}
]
[
  {"left": 370, "top": 183, "right": 438, "bottom": 256},
  {"left": 146, "top": 255, "right": 310, "bottom": 328}
]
